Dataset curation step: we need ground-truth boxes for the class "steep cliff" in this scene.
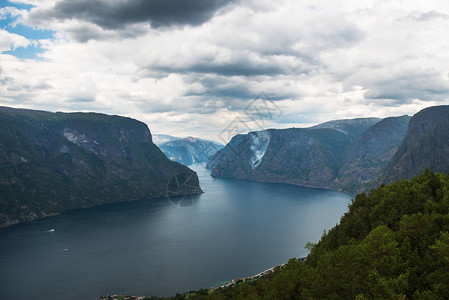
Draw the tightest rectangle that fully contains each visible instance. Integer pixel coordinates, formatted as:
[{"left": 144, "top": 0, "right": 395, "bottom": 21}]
[
  {"left": 331, "top": 115, "right": 411, "bottom": 193},
  {"left": 0, "top": 106, "right": 201, "bottom": 227},
  {"left": 208, "top": 116, "right": 412, "bottom": 193},
  {"left": 379, "top": 105, "right": 449, "bottom": 183},
  {"left": 207, "top": 118, "right": 383, "bottom": 190}
]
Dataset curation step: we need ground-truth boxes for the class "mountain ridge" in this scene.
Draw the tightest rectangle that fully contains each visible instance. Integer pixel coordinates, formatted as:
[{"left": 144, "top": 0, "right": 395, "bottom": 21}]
[
  {"left": 379, "top": 105, "right": 449, "bottom": 184},
  {"left": 0, "top": 106, "right": 202, "bottom": 227},
  {"left": 207, "top": 114, "right": 414, "bottom": 194},
  {"left": 207, "top": 117, "right": 384, "bottom": 192}
]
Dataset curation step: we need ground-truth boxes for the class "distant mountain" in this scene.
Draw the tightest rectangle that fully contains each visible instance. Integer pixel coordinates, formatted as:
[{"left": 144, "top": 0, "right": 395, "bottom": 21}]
[
  {"left": 379, "top": 105, "right": 449, "bottom": 184},
  {"left": 154, "top": 134, "right": 224, "bottom": 166},
  {"left": 0, "top": 107, "right": 201, "bottom": 227},
  {"left": 207, "top": 117, "right": 386, "bottom": 192},
  {"left": 152, "top": 134, "right": 179, "bottom": 145},
  {"left": 207, "top": 116, "right": 413, "bottom": 194}
]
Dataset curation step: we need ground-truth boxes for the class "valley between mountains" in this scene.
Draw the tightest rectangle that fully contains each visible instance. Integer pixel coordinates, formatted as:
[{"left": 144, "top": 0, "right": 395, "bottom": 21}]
[
  {"left": 1, "top": 105, "right": 448, "bottom": 228},
  {"left": 208, "top": 105, "right": 449, "bottom": 195}
]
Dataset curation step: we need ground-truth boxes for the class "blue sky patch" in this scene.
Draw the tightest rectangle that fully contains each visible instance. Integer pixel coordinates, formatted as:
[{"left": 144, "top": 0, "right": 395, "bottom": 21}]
[
  {"left": 1, "top": 0, "right": 54, "bottom": 59},
  {"left": 1, "top": 0, "right": 33, "bottom": 10},
  {"left": 3, "top": 43, "right": 44, "bottom": 60},
  {"left": 5, "top": 23, "right": 54, "bottom": 40}
]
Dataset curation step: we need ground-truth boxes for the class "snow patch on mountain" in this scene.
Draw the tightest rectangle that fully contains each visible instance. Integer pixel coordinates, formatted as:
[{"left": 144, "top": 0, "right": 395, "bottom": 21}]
[{"left": 250, "top": 131, "right": 271, "bottom": 169}]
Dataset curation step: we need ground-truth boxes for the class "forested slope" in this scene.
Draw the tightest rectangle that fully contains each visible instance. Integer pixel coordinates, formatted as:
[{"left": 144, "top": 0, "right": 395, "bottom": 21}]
[
  {"left": 174, "top": 170, "right": 449, "bottom": 299},
  {"left": 0, "top": 106, "right": 201, "bottom": 227}
]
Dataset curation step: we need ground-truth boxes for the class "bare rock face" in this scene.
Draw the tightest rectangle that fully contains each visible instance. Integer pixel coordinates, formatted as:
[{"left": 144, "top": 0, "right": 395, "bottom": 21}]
[
  {"left": 331, "top": 115, "right": 411, "bottom": 193},
  {"left": 208, "top": 127, "right": 349, "bottom": 188},
  {"left": 379, "top": 105, "right": 449, "bottom": 184},
  {"left": 208, "top": 116, "right": 411, "bottom": 194},
  {"left": 0, "top": 106, "right": 201, "bottom": 227}
]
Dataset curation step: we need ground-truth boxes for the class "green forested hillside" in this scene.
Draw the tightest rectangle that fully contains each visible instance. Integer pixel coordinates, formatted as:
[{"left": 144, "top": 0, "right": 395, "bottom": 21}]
[
  {"left": 207, "top": 116, "right": 410, "bottom": 195},
  {"left": 175, "top": 170, "right": 449, "bottom": 299},
  {"left": 380, "top": 105, "right": 449, "bottom": 184},
  {"left": 0, "top": 106, "right": 201, "bottom": 227}
]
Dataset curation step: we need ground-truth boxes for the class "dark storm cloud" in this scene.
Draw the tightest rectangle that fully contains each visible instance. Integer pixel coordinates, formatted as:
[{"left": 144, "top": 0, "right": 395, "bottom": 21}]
[
  {"left": 64, "top": 22, "right": 148, "bottom": 42},
  {"left": 184, "top": 75, "right": 298, "bottom": 113},
  {"left": 363, "top": 71, "right": 449, "bottom": 102},
  {"left": 186, "top": 81, "right": 255, "bottom": 100},
  {"left": 30, "top": 0, "right": 237, "bottom": 30},
  {"left": 156, "top": 61, "right": 303, "bottom": 77},
  {"left": 192, "top": 84, "right": 295, "bottom": 101},
  {"left": 149, "top": 52, "right": 316, "bottom": 78},
  {"left": 189, "top": 63, "right": 286, "bottom": 77},
  {"left": 64, "top": 24, "right": 107, "bottom": 43}
]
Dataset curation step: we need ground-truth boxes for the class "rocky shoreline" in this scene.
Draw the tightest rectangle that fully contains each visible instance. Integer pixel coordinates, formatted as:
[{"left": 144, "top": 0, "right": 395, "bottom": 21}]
[
  {"left": 210, "top": 262, "right": 286, "bottom": 291},
  {"left": 99, "top": 262, "right": 290, "bottom": 300}
]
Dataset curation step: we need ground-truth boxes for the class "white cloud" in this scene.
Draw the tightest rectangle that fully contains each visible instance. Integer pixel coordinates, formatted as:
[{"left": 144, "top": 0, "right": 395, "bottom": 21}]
[
  {"left": 0, "top": 6, "right": 25, "bottom": 20},
  {"left": 1, "top": 0, "right": 449, "bottom": 140},
  {"left": 0, "top": 29, "right": 31, "bottom": 51}
]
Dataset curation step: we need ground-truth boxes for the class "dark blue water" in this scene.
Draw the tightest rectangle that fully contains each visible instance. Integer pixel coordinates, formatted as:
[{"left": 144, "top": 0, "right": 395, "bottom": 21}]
[{"left": 0, "top": 165, "right": 352, "bottom": 300}]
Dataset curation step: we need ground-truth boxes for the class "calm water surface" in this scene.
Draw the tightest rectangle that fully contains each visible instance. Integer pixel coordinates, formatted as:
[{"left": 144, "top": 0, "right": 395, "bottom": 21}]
[{"left": 0, "top": 165, "right": 352, "bottom": 300}]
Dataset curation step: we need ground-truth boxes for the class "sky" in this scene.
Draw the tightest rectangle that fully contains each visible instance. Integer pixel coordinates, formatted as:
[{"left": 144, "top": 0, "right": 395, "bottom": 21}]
[{"left": 1, "top": 0, "right": 449, "bottom": 143}]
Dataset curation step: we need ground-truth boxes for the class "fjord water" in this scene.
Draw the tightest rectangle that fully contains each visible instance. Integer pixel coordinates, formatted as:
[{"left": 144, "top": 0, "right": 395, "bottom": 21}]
[{"left": 0, "top": 165, "right": 351, "bottom": 300}]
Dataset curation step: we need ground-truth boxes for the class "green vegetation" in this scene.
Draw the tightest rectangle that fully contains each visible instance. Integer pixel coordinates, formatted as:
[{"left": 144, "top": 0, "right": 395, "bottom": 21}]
[
  {"left": 208, "top": 115, "right": 412, "bottom": 195},
  {"left": 0, "top": 106, "right": 201, "bottom": 227},
  {"left": 171, "top": 169, "right": 449, "bottom": 299}
]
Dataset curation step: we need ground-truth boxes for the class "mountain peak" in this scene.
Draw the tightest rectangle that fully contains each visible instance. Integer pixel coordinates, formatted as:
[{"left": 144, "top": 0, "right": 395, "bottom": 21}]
[
  {"left": 311, "top": 117, "right": 382, "bottom": 136},
  {"left": 379, "top": 105, "right": 449, "bottom": 184},
  {"left": 0, "top": 107, "right": 201, "bottom": 228}
]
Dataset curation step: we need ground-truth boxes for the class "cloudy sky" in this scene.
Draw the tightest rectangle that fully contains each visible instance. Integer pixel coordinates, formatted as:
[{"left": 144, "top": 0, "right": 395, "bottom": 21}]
[{"left": 1, "top": 0, "right": 449, "bottom": 142}]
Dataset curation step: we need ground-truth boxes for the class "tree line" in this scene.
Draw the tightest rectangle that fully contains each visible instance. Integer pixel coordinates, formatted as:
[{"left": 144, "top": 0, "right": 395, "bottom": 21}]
[{"left": 172, "top": 169, "right": 449, "bottom": 299}]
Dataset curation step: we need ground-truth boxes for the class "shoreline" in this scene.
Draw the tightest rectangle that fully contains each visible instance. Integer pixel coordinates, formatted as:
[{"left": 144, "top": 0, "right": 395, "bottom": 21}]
[
  {"left": 209, "top": 263, "right": 286, "bottom": 291},
  {"left": 209, "top": 174, "right": 357, "bottom": 196},
  {"left": 209, "top": 258, "right": 307, "bottom": 291},
  {"left": 0, "top": 190, "right": 203, "bottom": 229},
  {"left": 99, "top": 263, "right": 288, "bottom": 300}
]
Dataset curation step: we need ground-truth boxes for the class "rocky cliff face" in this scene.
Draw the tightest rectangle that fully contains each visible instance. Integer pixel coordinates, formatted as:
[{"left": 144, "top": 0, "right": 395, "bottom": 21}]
[
  {"left": 155, "top": 135, "right": 224, "bottom": 166},
  {"left": 331, "top": 116, "right": 410, "bottom": 193},
  {"left": 207, "top": 118, "right": 384, "bottom": 190},
  {"left": 208, "top": 128, "right": 346, "bottom": 187},
  {"left": 208, "top": 116, "right": 411, "bottom": 194},
  {"left": 0, "top": 106, "right": 201, "bottom": 227},
  {"left": 379, "top": 105, "right": 449, "bottom": 183}
]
